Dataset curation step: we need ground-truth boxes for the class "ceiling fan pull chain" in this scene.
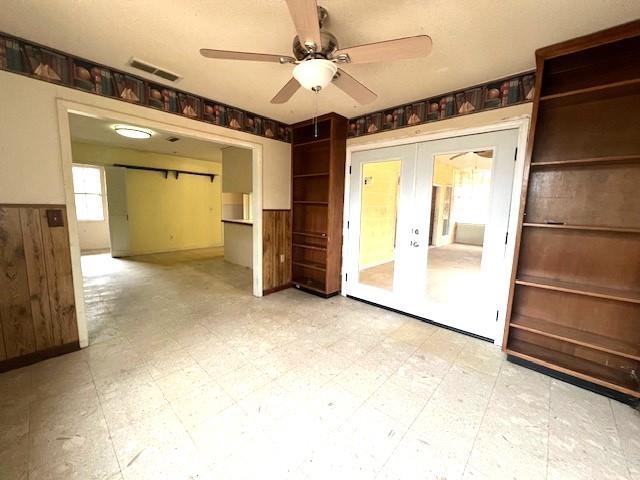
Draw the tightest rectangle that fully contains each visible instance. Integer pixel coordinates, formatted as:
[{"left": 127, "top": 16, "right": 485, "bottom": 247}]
[{"left": 314, "top": 88, "right": 319, "bottom": 138}]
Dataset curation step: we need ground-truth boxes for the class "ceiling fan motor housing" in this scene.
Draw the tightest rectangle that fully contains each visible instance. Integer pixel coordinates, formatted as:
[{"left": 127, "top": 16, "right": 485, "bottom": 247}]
[
  {"left": 293, "top": 30, "right": 338, "bottom": 59},
  {"left": 291, "top": 6, "right": 337, "bottom": 59}
]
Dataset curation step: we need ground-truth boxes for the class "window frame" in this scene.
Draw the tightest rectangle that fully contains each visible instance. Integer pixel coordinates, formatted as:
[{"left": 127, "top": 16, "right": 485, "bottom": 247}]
[{"left": 72, "top": 164, "right": 105, "bottom": 222}]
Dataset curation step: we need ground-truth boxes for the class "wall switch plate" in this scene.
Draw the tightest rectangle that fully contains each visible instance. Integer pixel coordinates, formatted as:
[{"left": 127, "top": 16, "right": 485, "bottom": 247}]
[
  {"left": 46, "top": 209, "right": 64, "bottom": 227},
  {"left": 280, "top": 254, "right": 285, "bottom": 263}
]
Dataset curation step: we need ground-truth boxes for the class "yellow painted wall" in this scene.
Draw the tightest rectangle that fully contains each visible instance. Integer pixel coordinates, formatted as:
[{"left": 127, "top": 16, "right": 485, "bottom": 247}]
[
  {"left": 358, "top": 160, "right": 401, "bottom": 269},
  {"left": 431, "top": 158, "right": 454, "bottom": 246},
  {"left": 71, "top": 142, "right": 223, "bottom": 255}
]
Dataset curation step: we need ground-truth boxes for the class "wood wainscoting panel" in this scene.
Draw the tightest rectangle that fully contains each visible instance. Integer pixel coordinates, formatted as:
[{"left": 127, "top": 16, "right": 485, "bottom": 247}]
[
  {"left": 40, "top": 208, "right": 78, "bottom": 344},
  {"left": 0, "top": 204, "right": 78, "bottom": 369},
  {"left": 263, "top": 209, "right": 292, "bottom": 294},
  {"left": 19, "top": 208, "right": 55, "bottom": 350},
  {"left": 0, "top": 207, "right": 36, "bottom": 358}
]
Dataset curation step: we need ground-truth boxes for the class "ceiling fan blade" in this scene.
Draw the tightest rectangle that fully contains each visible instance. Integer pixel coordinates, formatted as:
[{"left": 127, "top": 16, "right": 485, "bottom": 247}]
[
  {"left": 200, "top": 48, "right": 295, "bottom": 64},
  {"left": 285, "top": 0, "right": 322, "bottom": 50},
  {"left": 332, "top": 68, "right": 377, "bottom": 105},
  {"left": 334, "top": 35, "right": 433, "bottom": 64},
  {"left": 449, "top": 150, "right": 494, "bottom": 161},
  {"left": 477, "top": 150, "right": 494, "bottom": 158},
  {"left": 271, "top": 77, "right": 301, "bottom": 104}
]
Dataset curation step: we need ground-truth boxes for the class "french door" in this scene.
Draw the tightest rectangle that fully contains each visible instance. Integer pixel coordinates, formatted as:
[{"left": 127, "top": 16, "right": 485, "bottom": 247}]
[{"left": 345, "top": 129, "right": 519, "bottom": 339}]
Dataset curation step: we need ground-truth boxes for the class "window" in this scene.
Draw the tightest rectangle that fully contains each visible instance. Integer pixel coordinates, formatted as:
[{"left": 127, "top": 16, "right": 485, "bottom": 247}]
[
  {"left": 451, "top": 167, "right": 492, "bottom": 224},
  {"left": 72, "top": 165, "right": 104, "bottom": 221}
]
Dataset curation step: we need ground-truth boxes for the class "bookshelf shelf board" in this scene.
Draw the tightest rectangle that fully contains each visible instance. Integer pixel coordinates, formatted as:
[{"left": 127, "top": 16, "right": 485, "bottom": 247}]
[
  {"left": 292, "top": 261, "right": 326, "bottom": 272},
  {"left": 539, "top": 78, "right": 640, "bottom": 105},
  {"left": 292, "top": 243, "right": 327, "bottom": 252},
  {"left": 506, "top": 345, "right": 639, "bottom": 398},
  {"left": 293, "top": 137, "right": 331, "bottom": 148},
  {"left": 293, "top": 173, "right": 330, "bottom": 178},
  {"left": 293, "top": 200, "right": 329, "bottom": 205},
  {"left": 522, "top": 223, "right": 640, "bottom": 234},
  {"left": 530, "top": 155, "right": 640, "bottom": 168},
  {"left": 515, "top": 275, "right": 640, "bottom": 304},
  {"left": 292, "top": 277, "right": 327, "bottom": 294},
  {"left": 292, "top": 231, "right": 328, "bottom": 238},
  {"left": 510, "top": 315, "right": 640, "bottom": 361}
]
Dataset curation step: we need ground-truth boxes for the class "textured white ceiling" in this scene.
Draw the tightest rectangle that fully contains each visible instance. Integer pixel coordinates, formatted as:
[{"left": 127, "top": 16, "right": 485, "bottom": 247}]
[
  {"left": 2, "top": 1, "right": 638, "bottom": 124},
  {"left": 69, "top": 113, "right": 226, "bottom": 162}
]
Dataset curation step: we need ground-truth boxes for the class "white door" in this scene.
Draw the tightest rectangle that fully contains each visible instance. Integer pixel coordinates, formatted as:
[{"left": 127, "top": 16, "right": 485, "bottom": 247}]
[
  {"left": 346, "top": 129, "right": 518, "bottom": 340},
  {"left": 104, "top": 166, "right": 130, "bottom": 257},
  {"left": 346, "top": 143, "right": 418, "bottom": 307}
]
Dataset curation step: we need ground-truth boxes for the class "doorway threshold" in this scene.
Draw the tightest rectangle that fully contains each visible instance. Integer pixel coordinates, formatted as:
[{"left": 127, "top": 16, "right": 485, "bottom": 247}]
[{"left": 346, "top": 295, "right": 494, "bottom": 343}]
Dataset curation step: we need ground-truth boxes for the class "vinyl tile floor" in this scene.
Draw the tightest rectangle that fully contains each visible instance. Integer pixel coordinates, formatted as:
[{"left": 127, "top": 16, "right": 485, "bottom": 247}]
[{"left": 0, "top": 250, "right": 638, "bottom": 480}]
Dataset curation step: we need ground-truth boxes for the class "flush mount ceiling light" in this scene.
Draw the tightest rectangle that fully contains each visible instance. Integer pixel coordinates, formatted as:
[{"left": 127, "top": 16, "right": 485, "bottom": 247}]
[
  {"left": 113, "top": 125, "right": 153, "bottom": 139},
  {"left": 292, "top": 58, "right": 337, "bottom": 92}
]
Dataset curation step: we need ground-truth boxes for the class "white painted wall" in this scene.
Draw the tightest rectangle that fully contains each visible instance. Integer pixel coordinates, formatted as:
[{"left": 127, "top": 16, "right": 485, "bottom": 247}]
[
  {"left": 223, "top": 222, "right": 253, "bottom": 269},
  {"left": 0, "top": 70, "right": 291, "bottom": 208}
]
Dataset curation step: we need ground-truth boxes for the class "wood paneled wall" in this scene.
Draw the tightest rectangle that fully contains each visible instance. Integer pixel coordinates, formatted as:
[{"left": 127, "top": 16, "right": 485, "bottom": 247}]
[
  {"left": 0, "top": 205, "right": 78, "bottom": 370},
  {"left": 263, "top": 209, "right": 291, "bottom": 294}
]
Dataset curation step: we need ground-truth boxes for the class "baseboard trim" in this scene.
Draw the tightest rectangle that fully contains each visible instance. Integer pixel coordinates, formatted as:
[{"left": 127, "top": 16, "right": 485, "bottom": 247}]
[{"left": 0, "top": 341, "right": 81, "bottom": 373}]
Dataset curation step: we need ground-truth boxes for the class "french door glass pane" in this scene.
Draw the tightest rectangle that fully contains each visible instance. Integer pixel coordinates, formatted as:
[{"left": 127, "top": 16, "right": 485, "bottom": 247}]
[
  {"left": 357, "top": 160, "right": 401, "bottom": 291},
  {"left": 426, "top": 150, "right": 493, "bottom": 307}
]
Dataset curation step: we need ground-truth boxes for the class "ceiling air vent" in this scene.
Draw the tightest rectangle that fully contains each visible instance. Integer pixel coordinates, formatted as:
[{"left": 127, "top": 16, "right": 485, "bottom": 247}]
[{"left": 128, "top": 57, "right": 182, "bottom": 82}]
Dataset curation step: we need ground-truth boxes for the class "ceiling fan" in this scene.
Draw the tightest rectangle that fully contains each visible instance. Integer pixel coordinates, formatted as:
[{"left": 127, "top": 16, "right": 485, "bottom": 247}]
[
  {"left": 449, "top": 150, "right": 494, "bottom": 161},
  {"left": 200, "top": 0, "right": 433, "bottom": 105}
]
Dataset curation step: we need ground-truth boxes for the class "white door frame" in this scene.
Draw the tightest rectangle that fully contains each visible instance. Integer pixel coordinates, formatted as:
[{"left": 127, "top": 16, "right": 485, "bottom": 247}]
[
  {"left": 56, "top": 99, "right": 264, "bottom": 348},
  {"left": 341, "top": 116, "right": 530, "bottom": 346}
]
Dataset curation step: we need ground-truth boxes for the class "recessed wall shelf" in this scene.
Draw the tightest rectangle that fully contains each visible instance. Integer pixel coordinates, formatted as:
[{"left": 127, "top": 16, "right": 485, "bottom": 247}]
[
  {"left": 291, "top": 114, "right": 347, "bottom": 297},
  {"left": 522, "top": 223, "right": 640, "bottom": 234},
  {"left": 292, "top": 231, "right": 327, "bottom": 238},
  {"left": 293, "top": 173, "right": 330, "bottom": 178},
  {"left": 292, "top": 243, "right": 327, "bottom": 252},
  {"left": 539, "top": 78, "right": 640, "bottom": 105},
  {"left": 293, "top": 137, "right": 331, "bottom": 148},
  {"left": 506, "top": 345, "right": 639, "bottom": 398},
  {"left": 510, "top": 315, "right": 640, "bottom": 361},
  {"left": 292, "top": 260, "right": 326, "bottom": 272},
  {"left": 515, "top": 275, "right": 640, "bottom": 304},
  {"left": 530, "top": 155, "right": 640, "bottom": 168},
  {"left": 504, "top": 20, "right": 640, "bottom": 400}
]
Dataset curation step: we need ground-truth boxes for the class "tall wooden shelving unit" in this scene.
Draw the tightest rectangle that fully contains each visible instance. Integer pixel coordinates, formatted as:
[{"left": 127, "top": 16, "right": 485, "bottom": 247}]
[
  {"left": 290, "top": 113, "right": 347, "bottom": 297},
  {"left": 503, "top": 21, "right": 640, "bottom": 401}
]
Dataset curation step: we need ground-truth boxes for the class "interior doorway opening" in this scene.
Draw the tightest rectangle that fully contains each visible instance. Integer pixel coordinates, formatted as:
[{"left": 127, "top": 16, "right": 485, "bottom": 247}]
[{"left": 66, "top": 110, "right": 257, "bottom": 346}]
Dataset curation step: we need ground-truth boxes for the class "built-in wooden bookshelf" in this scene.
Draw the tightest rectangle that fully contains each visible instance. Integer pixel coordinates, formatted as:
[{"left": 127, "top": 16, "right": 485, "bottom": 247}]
[
  {"left": 290, "top": 113, "right": 347, "bottom": 297},
  {"left": 503, "top": 20, "right": 640, "bottom": 401}
]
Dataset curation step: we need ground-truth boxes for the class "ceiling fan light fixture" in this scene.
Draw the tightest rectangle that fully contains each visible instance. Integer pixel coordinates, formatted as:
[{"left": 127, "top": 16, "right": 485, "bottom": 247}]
[{"left": 293, "top": 58, "right": 337, "bottom": 92}]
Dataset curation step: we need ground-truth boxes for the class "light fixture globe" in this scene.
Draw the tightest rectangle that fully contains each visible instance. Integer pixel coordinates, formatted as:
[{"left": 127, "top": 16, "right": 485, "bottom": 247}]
[{"left": 293, "top": 59, "right": 337, "bottom": 92}]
